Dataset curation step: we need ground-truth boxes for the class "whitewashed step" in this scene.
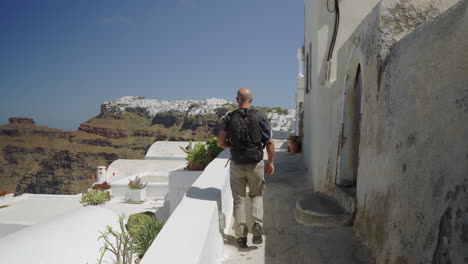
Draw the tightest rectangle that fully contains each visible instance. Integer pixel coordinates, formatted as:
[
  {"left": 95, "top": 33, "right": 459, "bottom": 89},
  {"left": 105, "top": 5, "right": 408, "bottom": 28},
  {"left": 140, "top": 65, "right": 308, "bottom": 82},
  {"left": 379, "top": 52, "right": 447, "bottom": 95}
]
[
  {"left": 295, "top": 193, "right": 352, "bottom": 227},
  {"left": 334, "top": 185, "right": 356, "bottom": 217}
]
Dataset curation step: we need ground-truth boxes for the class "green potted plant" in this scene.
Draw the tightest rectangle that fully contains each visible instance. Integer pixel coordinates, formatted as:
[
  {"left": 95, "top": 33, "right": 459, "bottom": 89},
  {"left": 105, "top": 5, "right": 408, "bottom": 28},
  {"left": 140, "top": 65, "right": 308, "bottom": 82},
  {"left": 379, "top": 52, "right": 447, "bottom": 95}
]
[
  {"left": 128, "top": 175, "right": 148, "bottom": 203},
  {"left": 80, "top": 189, "right": 111, "bottom": 206},
  {"left": 180, "top": 137, "right": 224, "bottom": 170},
  {"left": 287, "top": 135, "right": 301, "bottom": 153},
  {"left": 91, "top": 181, "right": 112, "bottom": 196},
  {"left": 168, "top": 138, "right": 224, "bottom": 213},
  {"left": 126, "top": 212, "right": 165, "bottom": 261}
]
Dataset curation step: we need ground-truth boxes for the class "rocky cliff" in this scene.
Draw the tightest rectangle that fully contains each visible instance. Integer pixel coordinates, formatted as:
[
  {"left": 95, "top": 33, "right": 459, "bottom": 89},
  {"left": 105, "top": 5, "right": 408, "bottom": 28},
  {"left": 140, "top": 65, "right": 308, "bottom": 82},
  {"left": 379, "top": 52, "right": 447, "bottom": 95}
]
[{"left": 0, "top": 96, "right": 293, "bottom": 195}]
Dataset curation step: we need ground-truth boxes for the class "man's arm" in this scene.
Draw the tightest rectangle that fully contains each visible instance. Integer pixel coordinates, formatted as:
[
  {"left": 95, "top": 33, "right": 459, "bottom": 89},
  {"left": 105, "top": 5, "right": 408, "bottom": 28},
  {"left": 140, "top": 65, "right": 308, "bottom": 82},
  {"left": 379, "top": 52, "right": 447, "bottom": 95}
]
[
  {"left": 265, "top": 139, "right": 275, "bottom": 176},
  {"left": 217, "top": 130, "right": 230, "bottom": 149},
  {"left": 259, "top": 112, "right": 274, "bottom": 176}
]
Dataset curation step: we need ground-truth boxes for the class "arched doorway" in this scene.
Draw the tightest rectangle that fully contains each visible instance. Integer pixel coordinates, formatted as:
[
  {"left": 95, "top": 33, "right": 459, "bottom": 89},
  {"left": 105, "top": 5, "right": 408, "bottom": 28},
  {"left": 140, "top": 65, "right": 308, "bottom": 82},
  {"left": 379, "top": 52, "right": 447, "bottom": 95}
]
[{"left": 336, "top": 64, "right": 362, "bottom": 187}]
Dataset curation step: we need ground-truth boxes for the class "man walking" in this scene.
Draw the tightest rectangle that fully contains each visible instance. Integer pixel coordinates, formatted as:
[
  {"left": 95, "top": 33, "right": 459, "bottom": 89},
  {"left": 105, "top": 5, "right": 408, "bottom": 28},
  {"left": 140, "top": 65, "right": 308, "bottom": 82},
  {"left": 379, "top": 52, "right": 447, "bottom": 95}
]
[{"left": 218, "top": 88, "right": 275, "bottom": 248}]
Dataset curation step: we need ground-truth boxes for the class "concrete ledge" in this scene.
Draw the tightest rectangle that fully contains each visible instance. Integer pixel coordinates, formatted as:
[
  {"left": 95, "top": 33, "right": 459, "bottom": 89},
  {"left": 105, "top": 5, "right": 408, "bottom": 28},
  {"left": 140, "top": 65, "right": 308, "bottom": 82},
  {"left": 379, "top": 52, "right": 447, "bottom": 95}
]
[
  {"left": 0, "top": 206, "right": 118, "bottom": 264},
  {"left": 0, "top": 194, "right": 83, "bottom": 227},
  {"left": 140, "top": 149, "right": 233, "bottom": 264},
  {"left": 107, "top": 159, "right": 186, "bottom": 183},
  {"left": 145, "top": 141, "right": 201, "bottom": 160},
  {"left": 20, "top": 193, "right": 82, "bottom": 198}
]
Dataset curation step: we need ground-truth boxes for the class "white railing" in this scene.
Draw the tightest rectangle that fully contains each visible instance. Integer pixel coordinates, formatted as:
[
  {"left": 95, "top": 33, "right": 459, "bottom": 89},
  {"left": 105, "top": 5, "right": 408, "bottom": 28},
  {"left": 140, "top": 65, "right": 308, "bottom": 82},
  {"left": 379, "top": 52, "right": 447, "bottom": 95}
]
[{"left": 140, "top": 149, "right": 233, "bottom": 264}]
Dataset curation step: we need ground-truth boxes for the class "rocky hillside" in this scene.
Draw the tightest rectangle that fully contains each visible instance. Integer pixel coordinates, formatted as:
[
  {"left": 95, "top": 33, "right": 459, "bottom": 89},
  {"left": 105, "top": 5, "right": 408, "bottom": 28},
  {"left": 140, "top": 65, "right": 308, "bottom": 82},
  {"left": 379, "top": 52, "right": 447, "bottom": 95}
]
[{"left": 0, "top": 96, "right": 293, "bottom": 196}]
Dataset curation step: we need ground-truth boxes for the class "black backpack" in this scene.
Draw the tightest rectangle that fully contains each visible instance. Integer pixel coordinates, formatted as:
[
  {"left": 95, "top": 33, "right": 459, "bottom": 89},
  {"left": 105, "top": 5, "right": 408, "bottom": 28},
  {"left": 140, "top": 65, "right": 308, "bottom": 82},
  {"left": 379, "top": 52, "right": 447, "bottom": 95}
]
[{"left": 227, "top": 108, "right": 264, "bottom": 164}]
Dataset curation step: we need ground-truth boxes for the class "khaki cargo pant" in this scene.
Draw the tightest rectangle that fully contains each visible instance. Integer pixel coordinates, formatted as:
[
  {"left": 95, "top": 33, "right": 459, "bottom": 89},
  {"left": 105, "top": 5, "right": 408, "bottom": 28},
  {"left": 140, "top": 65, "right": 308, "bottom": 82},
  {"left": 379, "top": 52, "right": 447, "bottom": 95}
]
[{"left": 230, "top": 160, "right": 265, "bottom": 237}]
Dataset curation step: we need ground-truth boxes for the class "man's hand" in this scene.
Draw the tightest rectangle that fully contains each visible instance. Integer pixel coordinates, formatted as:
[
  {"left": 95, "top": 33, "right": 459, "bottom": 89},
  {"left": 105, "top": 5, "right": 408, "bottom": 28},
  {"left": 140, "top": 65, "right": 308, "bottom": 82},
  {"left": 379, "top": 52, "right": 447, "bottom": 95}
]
[{"left": 265, "top": 162, "right": 275, "bottom": 176}]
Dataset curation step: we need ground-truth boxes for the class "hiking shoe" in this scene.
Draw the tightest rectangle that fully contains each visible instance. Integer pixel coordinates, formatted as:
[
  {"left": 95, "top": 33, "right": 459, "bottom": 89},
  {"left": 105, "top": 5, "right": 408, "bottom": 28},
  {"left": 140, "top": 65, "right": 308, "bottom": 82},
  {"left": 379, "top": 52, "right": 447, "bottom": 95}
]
[
  {"left": 252, "top": 223, "right": 263, "bottom": 244},
  {"left": 237, "top": 237, "right": 248, "bottom": 248}
]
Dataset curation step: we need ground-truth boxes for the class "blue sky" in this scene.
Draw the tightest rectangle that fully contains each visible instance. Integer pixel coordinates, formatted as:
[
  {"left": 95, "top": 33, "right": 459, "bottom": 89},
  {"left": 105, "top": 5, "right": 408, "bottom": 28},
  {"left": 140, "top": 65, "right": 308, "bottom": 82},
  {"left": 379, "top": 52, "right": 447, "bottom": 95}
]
[{"left": 0, "top": 0, "right": 303, "bottom": 131}]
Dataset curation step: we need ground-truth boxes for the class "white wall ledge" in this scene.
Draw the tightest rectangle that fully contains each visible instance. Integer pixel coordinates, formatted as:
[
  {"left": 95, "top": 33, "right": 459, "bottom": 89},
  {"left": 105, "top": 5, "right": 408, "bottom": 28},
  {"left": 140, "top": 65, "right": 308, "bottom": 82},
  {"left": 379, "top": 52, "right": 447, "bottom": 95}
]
[
  {"left": 140, "top": 149, "right": 233, "bottom": 264},
  {"left": 0, "top": 206, "right": 119, "bottom": 264}
]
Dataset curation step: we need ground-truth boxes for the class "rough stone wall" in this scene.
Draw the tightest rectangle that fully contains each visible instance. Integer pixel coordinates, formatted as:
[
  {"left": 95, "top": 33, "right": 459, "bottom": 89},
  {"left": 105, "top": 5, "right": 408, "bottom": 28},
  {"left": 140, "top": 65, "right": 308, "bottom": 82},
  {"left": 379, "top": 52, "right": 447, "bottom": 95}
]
[
  {"left": 378, "top": 0, "right": 443, "bottom": 64},
  {"left": 78, "top": 123, "right": 128, "bottom": 139},
  {"left": 352, "top": 1, "right": 468, "bottom": 263}
]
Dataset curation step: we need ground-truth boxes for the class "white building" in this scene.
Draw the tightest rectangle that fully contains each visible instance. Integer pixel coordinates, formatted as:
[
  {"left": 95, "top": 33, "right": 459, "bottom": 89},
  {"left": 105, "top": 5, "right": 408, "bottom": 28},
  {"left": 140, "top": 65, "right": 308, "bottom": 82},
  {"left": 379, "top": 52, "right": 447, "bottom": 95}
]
[{"left": 298, "top": 0, "right": 468, "bottom": 263}]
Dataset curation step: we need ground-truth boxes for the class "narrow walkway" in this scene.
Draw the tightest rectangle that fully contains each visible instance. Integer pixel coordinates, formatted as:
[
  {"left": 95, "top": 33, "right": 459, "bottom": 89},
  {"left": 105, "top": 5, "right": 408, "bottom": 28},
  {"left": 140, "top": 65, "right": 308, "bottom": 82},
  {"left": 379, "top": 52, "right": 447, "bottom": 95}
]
[{"left": 223, "top": 152, "right": 371, "bottom": 264}]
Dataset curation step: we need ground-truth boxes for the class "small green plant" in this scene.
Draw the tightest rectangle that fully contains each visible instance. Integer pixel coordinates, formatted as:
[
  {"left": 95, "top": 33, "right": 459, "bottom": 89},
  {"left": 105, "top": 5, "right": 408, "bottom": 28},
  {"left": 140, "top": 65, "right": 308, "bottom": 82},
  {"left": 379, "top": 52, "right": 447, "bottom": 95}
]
[
  {"left": 134, "top": 218, "right": 164, "bottom": 259},
  {"left": 180, "top": 137, "right": 224, "bottom": 170},
  {"left": 128, "top": 176, "right": 147, "bottom": 190},
  {"left": 80, "top": 189, "right": 111, "bottom": 206},
  {"left": 97, "top": 212, "right": 165, "bottom": 264},
  {"left": 126, "top": 212, "right": 165, "bottom": 259},
  {"left": 97, "top": 213, "right": 137, "bottom": 264},
  {"left": 287, "top": 135, "right": 300, "bottom": 142}
]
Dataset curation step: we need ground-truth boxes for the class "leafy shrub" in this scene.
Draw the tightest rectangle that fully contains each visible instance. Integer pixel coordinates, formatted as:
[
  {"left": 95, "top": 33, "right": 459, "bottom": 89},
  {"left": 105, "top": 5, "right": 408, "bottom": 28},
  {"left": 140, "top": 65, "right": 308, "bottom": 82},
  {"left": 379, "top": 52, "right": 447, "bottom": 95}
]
[
  {"left": 128, "top": 175, "right": 147, "bottom": 190},
  {"left": 126, "top": 212, "right": 154, "bottom": 234},
  {"left": 134, "top": 218, "right": 164, "bottom": 259},
  {"left": 180, "top": 137, "right": 224, "bottom": 170},
  {"left": 206, "top": 137, "right": 224, "bottom": 159},
  {"left": 92, "top": 181, "right": 111, "bottom": 191},
  {"left": 80, "top": 189, "right": 111, "bottom": 206},
  {"left": 126, "top": 212, "right": 165, "bottom": 259}
]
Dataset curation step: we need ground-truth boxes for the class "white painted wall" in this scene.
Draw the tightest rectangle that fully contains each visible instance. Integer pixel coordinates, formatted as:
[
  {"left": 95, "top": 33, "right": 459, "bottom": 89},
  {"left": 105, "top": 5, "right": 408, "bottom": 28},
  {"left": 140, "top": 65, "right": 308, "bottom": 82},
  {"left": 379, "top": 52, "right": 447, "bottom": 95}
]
[
  {"left": 145, "top": 141, "right": 198, "bottom": 160},
  {"left": 302, "top": 0, "right": 379, "bottom": 192},
  {"left": 140, "top": 149, "right": 233, "bottom": 264},
  {"left": 168, "top": 170, "right": 203, "bottom": 214},
  {"left": 107, "top": 159, "right": 186, "bottom": 183},
  {"left": 302, "top": 0, "right": 461, "bottom": 192}
]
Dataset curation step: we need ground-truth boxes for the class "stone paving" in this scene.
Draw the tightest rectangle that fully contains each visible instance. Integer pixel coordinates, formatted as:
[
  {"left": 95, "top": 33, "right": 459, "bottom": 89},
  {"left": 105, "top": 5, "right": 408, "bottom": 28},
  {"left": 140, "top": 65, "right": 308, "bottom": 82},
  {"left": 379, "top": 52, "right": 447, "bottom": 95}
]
[{"left": 223, "top": 152, "right": 372, "bottom": 264}]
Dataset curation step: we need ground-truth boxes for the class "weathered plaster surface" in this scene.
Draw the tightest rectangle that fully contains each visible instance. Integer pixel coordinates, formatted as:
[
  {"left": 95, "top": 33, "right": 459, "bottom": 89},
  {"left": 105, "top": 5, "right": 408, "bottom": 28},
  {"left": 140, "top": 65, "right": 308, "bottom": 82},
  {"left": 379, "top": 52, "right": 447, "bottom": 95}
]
[
  {"left": 302, "top": 0, "right": 467, "bottom": 262},
  {"left": 378, "top": 0, "right": 442, "bottom": 63},
  {"left": 354, "top": 1, "right": 468, "bottom": 263}
]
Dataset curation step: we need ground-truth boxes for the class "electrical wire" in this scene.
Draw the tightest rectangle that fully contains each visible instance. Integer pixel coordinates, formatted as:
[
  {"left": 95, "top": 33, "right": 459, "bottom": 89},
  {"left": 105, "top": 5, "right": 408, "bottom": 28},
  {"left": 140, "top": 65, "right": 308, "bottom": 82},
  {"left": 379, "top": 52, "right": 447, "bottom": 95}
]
[{"left": 327, "top": 0, "right": 340, "bottom": 62}]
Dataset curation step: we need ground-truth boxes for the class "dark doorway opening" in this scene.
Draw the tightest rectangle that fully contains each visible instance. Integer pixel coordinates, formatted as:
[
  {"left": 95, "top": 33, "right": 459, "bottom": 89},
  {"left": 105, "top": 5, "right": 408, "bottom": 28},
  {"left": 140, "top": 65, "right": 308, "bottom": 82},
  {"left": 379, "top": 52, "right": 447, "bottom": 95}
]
[{"left": 336, "top": 64, "right": 362, "bottom": 189}]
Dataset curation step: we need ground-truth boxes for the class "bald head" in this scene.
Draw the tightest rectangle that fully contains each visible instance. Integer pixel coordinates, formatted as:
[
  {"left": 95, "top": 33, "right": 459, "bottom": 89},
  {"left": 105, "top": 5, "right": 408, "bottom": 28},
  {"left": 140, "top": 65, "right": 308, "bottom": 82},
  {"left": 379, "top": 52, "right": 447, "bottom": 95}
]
[{"left": 236, "top": 88, "right": 253, "bottom": 105}]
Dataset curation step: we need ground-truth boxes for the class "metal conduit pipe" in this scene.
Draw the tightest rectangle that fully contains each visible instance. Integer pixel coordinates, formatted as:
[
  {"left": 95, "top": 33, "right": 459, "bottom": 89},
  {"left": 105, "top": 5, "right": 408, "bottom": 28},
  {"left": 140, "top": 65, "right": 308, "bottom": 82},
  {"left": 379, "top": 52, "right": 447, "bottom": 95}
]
[{"left": 326, "top": 0, "right": 340, "bottom": 82}]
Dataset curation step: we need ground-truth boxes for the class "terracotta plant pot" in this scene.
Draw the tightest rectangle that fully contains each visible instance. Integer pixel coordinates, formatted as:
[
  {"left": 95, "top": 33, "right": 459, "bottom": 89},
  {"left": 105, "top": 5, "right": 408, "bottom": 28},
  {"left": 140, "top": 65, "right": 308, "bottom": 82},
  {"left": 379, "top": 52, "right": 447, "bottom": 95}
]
[
  {"left": 288, "top": 141, "right": 301, "bottom": 153},
  {"left": 187, "top": 162, "right": 206, "bottom": 171}
]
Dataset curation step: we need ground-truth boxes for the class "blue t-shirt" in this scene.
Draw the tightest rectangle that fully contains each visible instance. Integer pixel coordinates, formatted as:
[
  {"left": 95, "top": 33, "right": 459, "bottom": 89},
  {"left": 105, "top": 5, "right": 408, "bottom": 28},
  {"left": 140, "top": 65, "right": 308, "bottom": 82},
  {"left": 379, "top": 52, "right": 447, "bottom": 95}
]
[{"left": 221, "top": 108, "right": 272, "bottom": 144}]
